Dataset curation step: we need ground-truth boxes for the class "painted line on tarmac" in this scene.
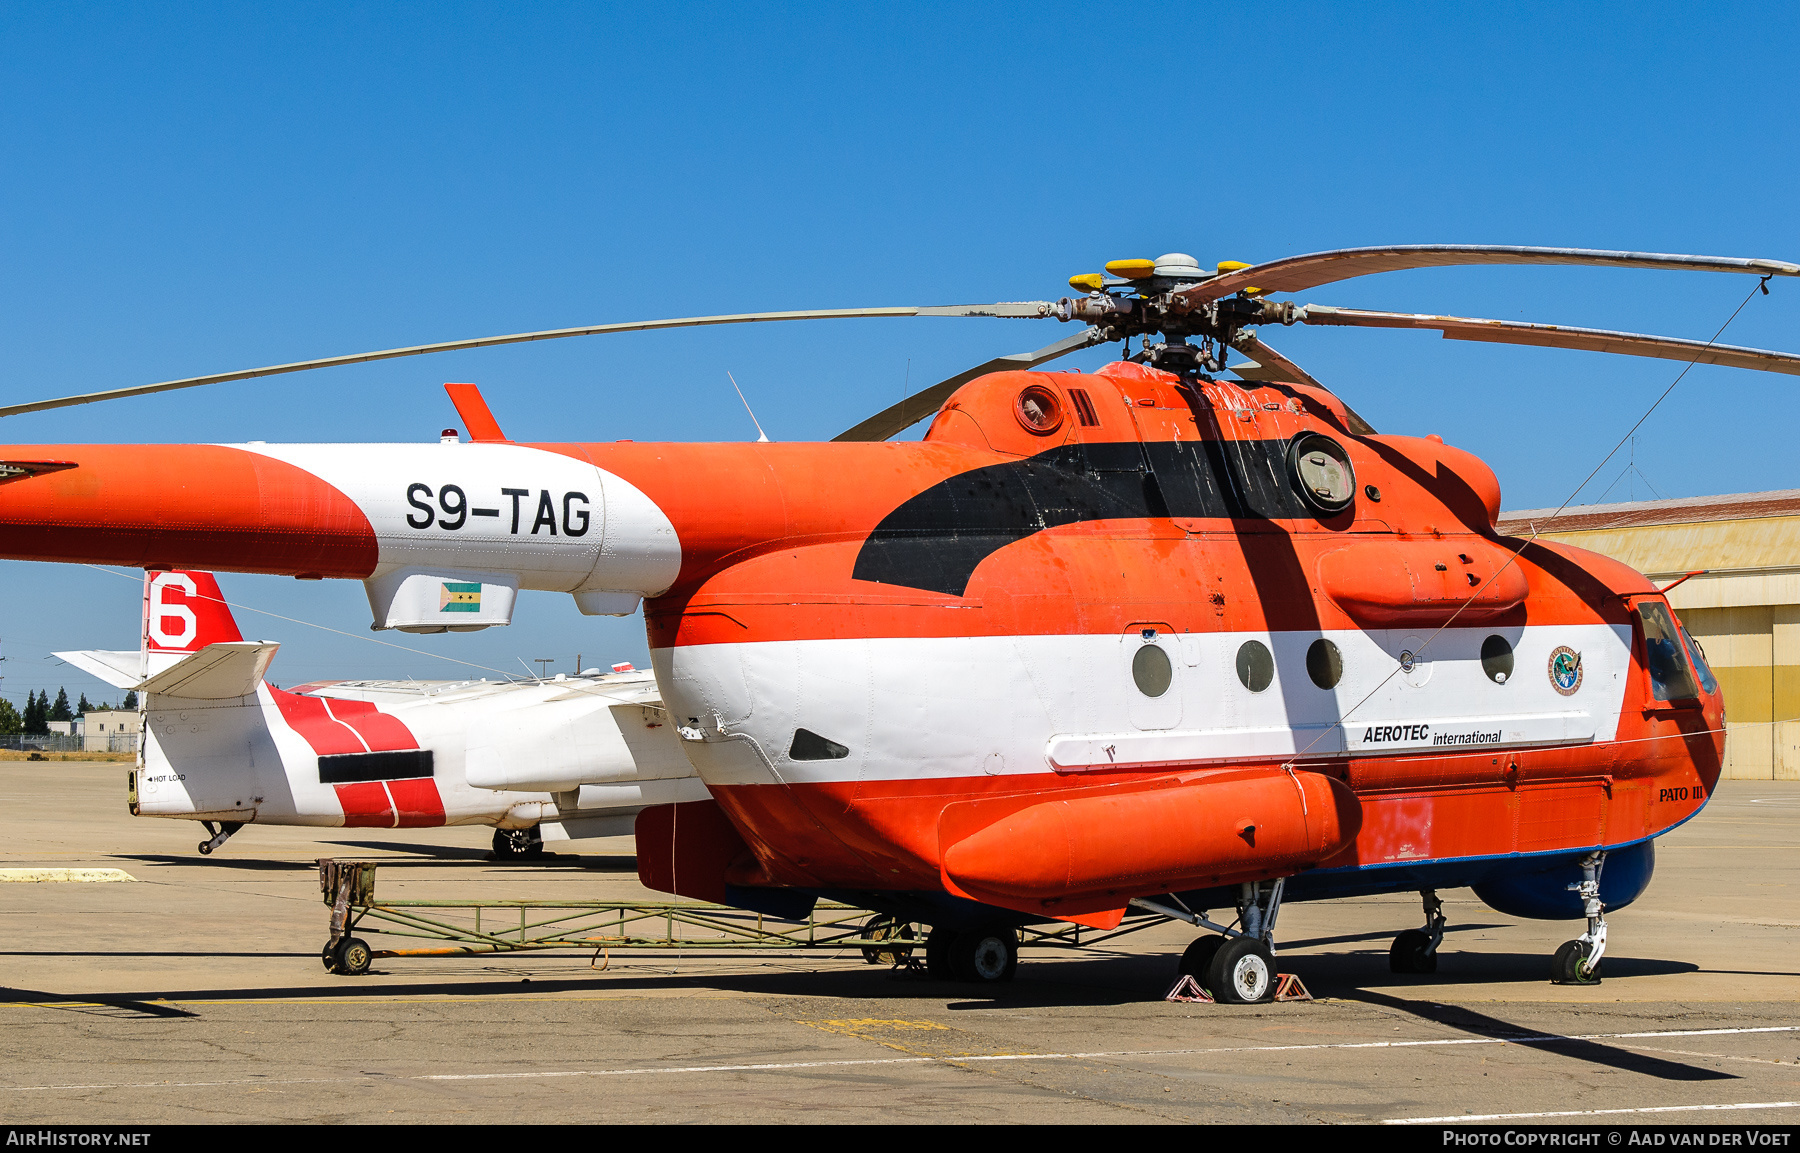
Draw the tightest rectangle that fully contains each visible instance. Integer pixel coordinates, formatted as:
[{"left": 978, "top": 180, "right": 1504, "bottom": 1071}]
[
  {"left": 1389, "top": 1101, "right": 1800, "bottom": 1124},
  {"left": 4, "top": 1024, "right": 1795, "bottom": 1093}
]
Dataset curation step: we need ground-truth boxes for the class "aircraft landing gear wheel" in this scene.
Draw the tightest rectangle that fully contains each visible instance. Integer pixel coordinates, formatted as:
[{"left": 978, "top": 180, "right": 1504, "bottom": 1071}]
[
  {"left": 1207, "top": 935, "right": 1275, "bottom": 1003},
  {"left": 950, "top": 927, "right": 1018, "bottom": 983},
  {"left": 492, "top": 828, "right": 542, "bottom": 860},
  {"left": 1551, "top": 939, "right": 1601, "bottom": 985},
  {"left": 859, "top": 916, "right": 915, "bottom": 966},
  {"left": 1179, "top": 935, "right": 1225, "bottom": 979},
  {"left": 333, "top": 937, "right": 372, "bottom": 976},
  {"left": 198, "top": 840, "right": 213, "bottom": 855},
  {"left": 1389, "top": 928, "right": 1438, "bottom": 974},
  {"left": 925, "top": 926, "right": 956, "bottom": 980}
]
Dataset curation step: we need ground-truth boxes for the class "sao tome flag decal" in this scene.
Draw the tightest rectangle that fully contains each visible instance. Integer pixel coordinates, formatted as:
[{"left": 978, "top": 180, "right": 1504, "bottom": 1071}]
[{"left": 440, "top": 582, "right": 482, "bottom": 612}]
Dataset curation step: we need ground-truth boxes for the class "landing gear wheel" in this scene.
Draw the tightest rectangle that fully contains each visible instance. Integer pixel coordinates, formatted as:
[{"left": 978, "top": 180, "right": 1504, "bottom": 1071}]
[
  {"left": 925, "top": 926, "right": 957, "bottom": 980},
  {"left": 950, "top": 927, "right": 1018, "bottom": 983},
  {"left": 1551, "top": 939, "right": 1601, "bottom": 985},
  {"left": 198, "top": 840, "right": 214, "bottom": 855},
  {"left": 859, "top": 916, "right": 916, "bottom": 966},
  {"left": 1179, "top": 935, "right": 1226, "bottom": 979},
  {"left": 333, "top": 937, "right": 372, "bottom": 976},
  {"left": 1207, "top": 935, "right": 1275, "bottom": 1003},
  {"left": 492, "top": 828, "right": 543, "bottom": 860},
  {"left": 1389, "top": 928, "right": 1438, "bottom": 974}
]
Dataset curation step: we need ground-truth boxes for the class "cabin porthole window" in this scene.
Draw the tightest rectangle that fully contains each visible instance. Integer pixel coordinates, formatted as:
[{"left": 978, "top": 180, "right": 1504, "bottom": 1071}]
[
  {"left": 1481, "top": 635, "right": 1515, "bottom": 684},
  {"left": 1306, "top": 639, "right": 1343, "bottom": 689},
  {"left": 1236, "top": 640, "right": 1275, "bottom": 693},
  {"left": 1132, "top": 643, "right": 1173, "bottom": 697}
]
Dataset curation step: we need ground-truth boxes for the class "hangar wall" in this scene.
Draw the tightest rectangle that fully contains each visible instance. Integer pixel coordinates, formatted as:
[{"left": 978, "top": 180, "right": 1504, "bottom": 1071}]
[{"left": 1498, "top": 491, "right": 1800, "bottom": 781}]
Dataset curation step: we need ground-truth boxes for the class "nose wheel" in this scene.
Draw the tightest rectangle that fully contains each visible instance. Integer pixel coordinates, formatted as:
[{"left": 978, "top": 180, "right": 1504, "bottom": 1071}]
[
  {"left": 1389, "top": 889, "right": 1446, "bottom": 973},
  {"left": 1551, "top": 852, "right": 1608, "bottom": 985}
]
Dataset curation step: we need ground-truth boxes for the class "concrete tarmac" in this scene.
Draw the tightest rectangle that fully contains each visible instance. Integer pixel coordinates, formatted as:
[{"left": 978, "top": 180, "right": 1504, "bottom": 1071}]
[{"left": 2, "top": 762, "right": 1797, "bottom": 1125}]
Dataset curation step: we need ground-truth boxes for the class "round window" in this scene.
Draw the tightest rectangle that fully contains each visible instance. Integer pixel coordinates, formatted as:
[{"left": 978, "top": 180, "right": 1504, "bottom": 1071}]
[
  {"left": 1014, "top": 385, "right": 1065, "bottom": 434},
  {"left": 1236, "top": 640, "right": 1274, "bottom": 693},
  {"left": 1481, "top": 634, "right": 1515, "bottom": 684},
  {"left": 1132, "top": 643, "right": 1172, "bottom": 697},
  {"left": 1306, "top": 638, "right": 1343, "bottom": 689},
  {"left": 1287, "top": 432, "right": 1356, "bottom": 515}
]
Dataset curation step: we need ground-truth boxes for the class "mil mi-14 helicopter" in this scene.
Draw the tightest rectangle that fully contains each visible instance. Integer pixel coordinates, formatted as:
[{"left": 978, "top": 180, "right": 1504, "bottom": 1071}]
[{"left": 1, "top": 244, "right": 1795, "bottom": 1000}]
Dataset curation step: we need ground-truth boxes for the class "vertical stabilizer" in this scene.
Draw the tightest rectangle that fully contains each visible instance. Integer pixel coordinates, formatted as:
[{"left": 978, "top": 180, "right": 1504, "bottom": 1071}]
[{"left": 143, "top": 571, "right": 244, "bottom": 677}]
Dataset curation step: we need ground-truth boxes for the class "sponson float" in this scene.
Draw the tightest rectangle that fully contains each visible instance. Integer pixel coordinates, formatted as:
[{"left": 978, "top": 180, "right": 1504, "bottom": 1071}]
[{"left": 2, "top": 244, "right": 1794, "bottom": 1000}]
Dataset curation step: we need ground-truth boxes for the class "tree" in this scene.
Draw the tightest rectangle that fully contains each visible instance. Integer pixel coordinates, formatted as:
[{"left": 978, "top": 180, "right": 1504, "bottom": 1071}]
[
  {"left": 77, "top": 692, "right": 92, "bottom": 715},
  {"left": 23, "top": 690, "right": 47, "bottom": 735},
  {"left": 122, "top": 689, "right": 137, "bottom": 710},
  {"left": 48, "top": 688, "right": 71, "bottom": 724},
  {"left": 0, "top": 698, "right": 20, "bottom": 736}
]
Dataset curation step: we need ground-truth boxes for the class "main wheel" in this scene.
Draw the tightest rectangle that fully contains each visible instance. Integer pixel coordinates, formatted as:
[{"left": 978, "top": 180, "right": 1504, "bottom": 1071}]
[
  {"left": 1179, "top": 935, "right": 1226, "bottom": 979},
  {"left": 493, "top": 828, "right": 530, "bottom": 859},
  {"left": 1207, "top": 936, "right": 1275, "bottom": 1003},
  {"left": 925, "top": 926, "right": 957, "bottom": 979},
  {"left": 860, "top": 916, "right": 915, "bottom": 966},
  {"left": 333, "top": 936, "right": 372, "bottom": 976},
  {"left": 1389, "top": 928, "right": 1438, "bottom": 974},
  {"left": 1551, "top": 939, "right": 1601, "bottom": 985},
  {"left": 950, "top": 927, "right": 1018, "bottom": 983}
]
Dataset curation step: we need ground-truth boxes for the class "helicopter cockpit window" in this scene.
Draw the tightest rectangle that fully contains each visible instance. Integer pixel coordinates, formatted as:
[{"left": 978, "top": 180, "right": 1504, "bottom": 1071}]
[
  {"left": 1236, "top": 640, "right": 1274, "bottom": 693},
  {"left": 1681, "top": 626, "right": 1719, "bottom": 695},
  {"left": 1286, "top": 432, "right": 1356, "bottom": 516},
  {"left": 789, "top": 728, "right": 850, "bottom": 761},
  {"left": 1637, "top": 601, "right": 1700, "bottom": 702}
]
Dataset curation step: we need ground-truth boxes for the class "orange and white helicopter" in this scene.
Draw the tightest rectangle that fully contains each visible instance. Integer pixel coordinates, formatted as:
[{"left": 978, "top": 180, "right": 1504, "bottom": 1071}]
[{"left": 2, "top": 244, "right": 1795, "bottom": 1000}]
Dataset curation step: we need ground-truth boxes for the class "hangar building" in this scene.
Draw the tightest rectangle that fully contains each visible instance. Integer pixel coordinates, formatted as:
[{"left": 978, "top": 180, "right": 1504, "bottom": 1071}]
[{"left": 1498, "top": 490, "right": 1800, "bottom": 781}]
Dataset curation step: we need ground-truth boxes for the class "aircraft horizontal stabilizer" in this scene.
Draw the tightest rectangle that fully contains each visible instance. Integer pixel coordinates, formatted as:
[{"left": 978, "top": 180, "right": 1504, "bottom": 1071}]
[
  {"left": 53, "top": 649, "right": 144, "bottom": 689},
  {"left": 138, "top": 641, "right": 280, "bottom": 700}
]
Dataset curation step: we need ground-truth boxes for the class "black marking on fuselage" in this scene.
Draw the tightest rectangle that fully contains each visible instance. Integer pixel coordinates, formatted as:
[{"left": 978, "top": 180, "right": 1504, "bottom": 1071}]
[{"left": 852, "top": 439, "right": 1315, "bottom": 596}]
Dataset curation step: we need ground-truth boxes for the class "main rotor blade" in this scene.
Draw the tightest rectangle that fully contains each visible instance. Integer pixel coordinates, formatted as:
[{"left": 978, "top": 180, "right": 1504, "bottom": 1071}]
[
  {"left": 1296, "top": 305, "right": 1800, "bottom": 376},
  {"left": 832, "top": 327, "right": 1105, "bottom": 442},
  {"left": 0, "top": 302, "right": 1059, "bottom": 419},
  {"left": 1179, "top": 246, "right": 1800, "bottom": 306},
  {"left": 1226, "top": 333, "right": 1377, "bottom": 434}
]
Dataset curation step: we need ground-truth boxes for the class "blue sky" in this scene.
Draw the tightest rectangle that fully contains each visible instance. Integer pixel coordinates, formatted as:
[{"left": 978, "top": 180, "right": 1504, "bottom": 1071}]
[{"left": 2, "top": 3, "right": 1797, "bottom": 706}]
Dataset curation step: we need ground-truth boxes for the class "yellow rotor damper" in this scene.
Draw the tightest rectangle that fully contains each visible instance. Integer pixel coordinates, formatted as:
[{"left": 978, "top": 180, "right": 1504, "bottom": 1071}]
[{"left": 1104, "top": 258, "right": 1157, "bottom": 280}]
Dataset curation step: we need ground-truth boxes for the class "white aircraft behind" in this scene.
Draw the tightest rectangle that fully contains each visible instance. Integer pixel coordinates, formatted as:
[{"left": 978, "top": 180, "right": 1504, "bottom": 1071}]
[{"left": 58, "top": 570, "right": 706, "bottom": 857}]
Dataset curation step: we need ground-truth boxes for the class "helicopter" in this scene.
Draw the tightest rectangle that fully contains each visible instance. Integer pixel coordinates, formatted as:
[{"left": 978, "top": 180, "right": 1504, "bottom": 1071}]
[{"left": 1, "top": 244, "right": 1795, "bottom": 1001}]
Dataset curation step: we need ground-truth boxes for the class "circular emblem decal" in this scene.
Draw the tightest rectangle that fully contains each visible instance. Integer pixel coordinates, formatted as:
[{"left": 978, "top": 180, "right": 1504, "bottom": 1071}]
[{"left": 1548, "top": 646, "right": 1583, "bottom": 696}]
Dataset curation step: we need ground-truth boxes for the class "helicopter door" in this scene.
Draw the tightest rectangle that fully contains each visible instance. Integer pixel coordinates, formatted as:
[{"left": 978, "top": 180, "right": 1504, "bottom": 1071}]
[{"left": 1125, "top": 625, "right": 1183, "bottom": 730}]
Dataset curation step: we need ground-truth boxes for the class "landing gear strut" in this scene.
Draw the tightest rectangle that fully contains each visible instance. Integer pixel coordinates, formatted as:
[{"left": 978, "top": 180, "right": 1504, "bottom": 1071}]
[
  {"left": 1552, "top": 852, "right": 1607, "bottom": 985},
  {"left": 492, "top": 826, "right": 544, "bottom": 860},
  {"left": 1389, "top": 889, "right": 1446, "bottom": 973},
  {"left": 197, "top": 820, "right": 243, "bottom": 856}
]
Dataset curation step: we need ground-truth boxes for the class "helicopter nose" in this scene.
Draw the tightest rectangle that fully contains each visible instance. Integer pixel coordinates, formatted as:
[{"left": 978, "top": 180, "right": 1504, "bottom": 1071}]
[{"left": 0, "top": 443, "right": 378, "bottom": 576}]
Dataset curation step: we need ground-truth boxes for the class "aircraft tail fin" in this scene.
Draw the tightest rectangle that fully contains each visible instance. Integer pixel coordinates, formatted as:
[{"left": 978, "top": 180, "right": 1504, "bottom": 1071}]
[{"left": 143, "top": 571, "right": 243, "bottom": 655}]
